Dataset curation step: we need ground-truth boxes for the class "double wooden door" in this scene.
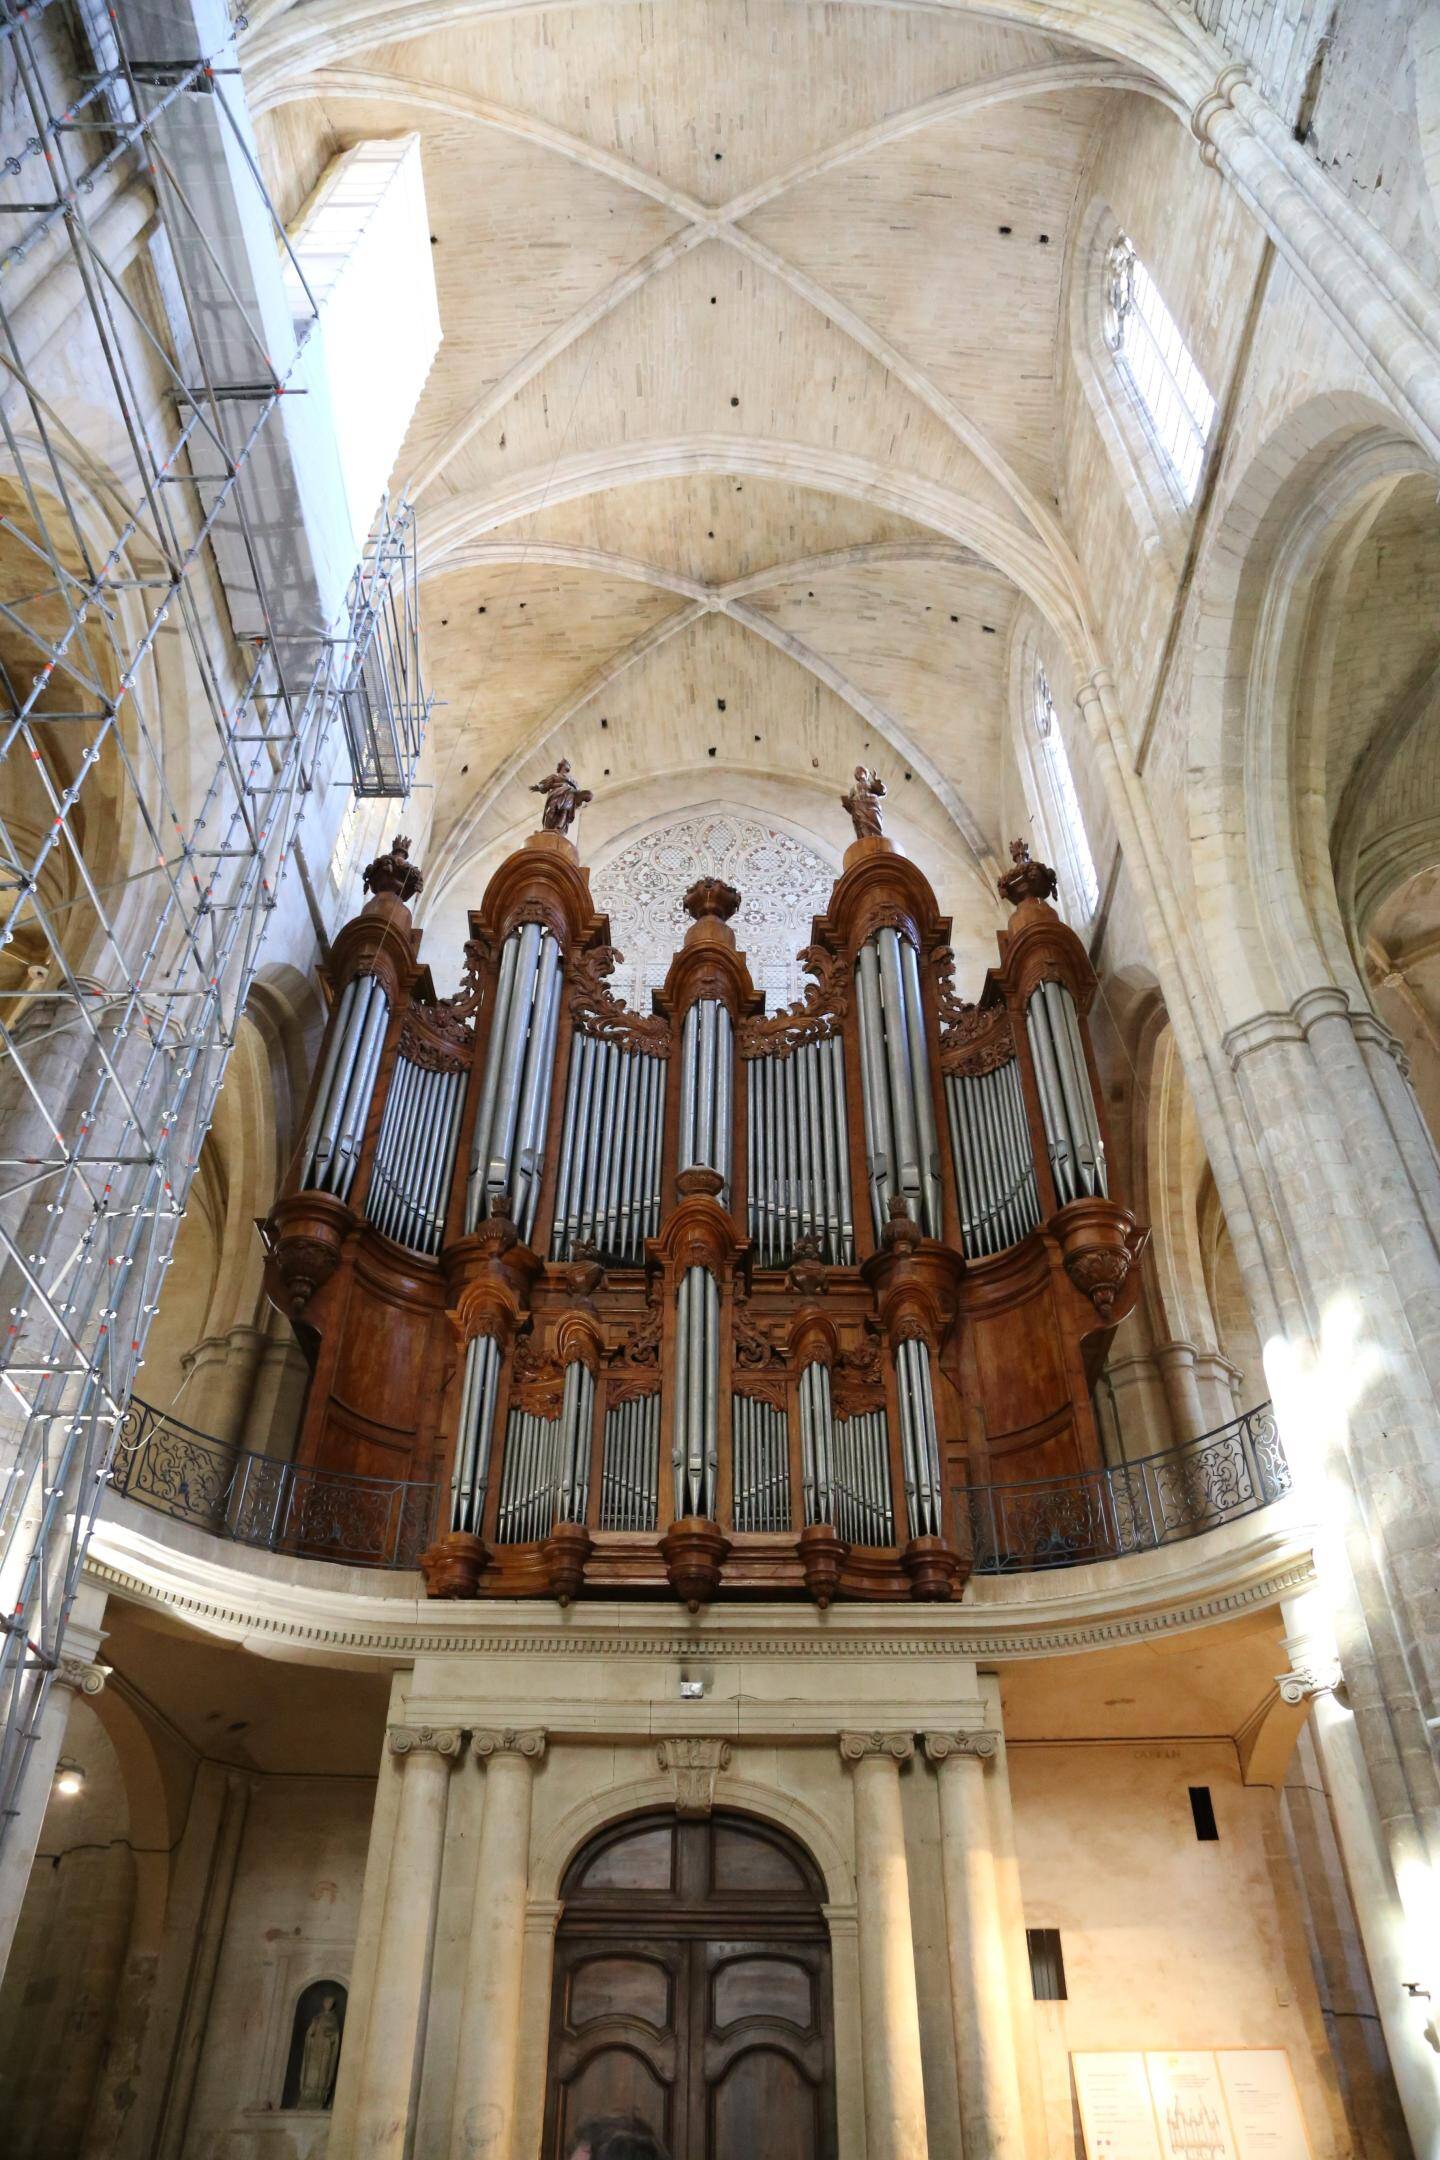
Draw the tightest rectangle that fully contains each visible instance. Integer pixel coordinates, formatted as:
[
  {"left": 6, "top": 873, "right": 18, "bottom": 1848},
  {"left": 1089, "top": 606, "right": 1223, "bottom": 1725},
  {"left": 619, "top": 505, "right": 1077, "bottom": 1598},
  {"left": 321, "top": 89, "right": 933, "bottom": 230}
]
[{"left": 543, "top": 1810, "right": 837, "bottom": 2160}]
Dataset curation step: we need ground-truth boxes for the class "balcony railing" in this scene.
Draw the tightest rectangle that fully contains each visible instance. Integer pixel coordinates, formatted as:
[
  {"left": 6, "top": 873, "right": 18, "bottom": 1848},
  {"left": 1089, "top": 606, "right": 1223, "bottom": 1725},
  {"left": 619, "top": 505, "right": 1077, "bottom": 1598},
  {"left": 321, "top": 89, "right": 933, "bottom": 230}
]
[
  {"left": 109, "top": 1401, "right": 437, "bottom": 1570},
  {"left": 107, "top": 1398, "right": 1288, "bottom": 1581},
  {"left": 959, "top": 1401, "right": 1289, "bottom": 1571}
]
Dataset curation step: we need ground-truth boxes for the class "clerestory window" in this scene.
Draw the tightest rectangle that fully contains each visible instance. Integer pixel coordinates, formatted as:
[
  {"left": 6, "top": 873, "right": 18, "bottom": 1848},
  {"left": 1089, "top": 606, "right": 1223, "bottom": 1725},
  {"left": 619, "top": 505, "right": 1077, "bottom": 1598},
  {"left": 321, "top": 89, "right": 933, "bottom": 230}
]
[
  {"left": 1104, "top": 235, "right": 1215, "bottom": 504},
  {"left": 1034, "top": 668, "right": 1099, "bottom": 922}
]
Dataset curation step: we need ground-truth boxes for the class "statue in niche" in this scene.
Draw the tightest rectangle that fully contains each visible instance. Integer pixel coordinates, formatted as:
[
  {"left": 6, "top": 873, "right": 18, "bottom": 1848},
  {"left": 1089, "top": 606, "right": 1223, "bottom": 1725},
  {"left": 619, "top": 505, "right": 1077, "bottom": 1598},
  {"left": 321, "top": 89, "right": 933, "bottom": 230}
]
[
  {"left": 841, "top": 766, "right": 886, "bottom": 840},
  {"left": 531, "top": 757, "right": 592, "bottom": 835},
  {"left": 282, "top": 1979, "right": 346, "bottom": 2111}
]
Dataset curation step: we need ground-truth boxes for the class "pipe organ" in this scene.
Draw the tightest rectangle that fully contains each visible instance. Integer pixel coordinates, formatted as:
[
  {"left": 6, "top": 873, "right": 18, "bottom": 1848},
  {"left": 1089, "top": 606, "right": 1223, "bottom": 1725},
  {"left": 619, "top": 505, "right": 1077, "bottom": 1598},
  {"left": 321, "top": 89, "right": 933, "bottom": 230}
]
[{"left": 264, "top": 807, "right": 1146, "bottom": 1607}]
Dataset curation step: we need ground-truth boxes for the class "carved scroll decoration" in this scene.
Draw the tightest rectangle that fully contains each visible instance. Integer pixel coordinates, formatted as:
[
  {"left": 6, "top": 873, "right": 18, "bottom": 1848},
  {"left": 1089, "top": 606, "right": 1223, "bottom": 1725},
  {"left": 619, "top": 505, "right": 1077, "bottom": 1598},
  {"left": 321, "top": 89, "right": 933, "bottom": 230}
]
[
  {"left": 569, "top": 943, "right": 671, "bottom": 1055},
  {"left": 935, "top": 947, "right": 1016, "bottom": 1078},
  {"left": 737, "top": 944, "right": 849, "bottom": 1059},
  {"left": 398, "top": 1002, "right": 474, "bottom": 1073}
]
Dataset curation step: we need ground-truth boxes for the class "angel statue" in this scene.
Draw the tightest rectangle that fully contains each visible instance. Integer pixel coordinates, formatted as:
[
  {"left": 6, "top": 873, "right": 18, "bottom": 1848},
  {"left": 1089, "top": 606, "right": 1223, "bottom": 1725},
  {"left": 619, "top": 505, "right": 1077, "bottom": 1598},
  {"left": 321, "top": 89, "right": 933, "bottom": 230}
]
[
  {"left": 531, "top": 757, "right": 593, "bottom": 836},
  {"left": 841, "top": 766, "right": 886, "bottom": 841}
]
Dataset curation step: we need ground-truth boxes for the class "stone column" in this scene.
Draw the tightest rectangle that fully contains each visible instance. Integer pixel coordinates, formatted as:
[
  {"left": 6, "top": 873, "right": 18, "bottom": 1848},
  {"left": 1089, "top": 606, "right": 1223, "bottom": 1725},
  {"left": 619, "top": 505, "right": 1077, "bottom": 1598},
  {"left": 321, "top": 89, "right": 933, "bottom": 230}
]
[
  {"left": 449, "top": 1728, "right": 546, "bottom": 2160},
  {"left": 178, "top": 1325, "right": 265, "bottom": 1450},
  {"left": 154, "top": 1768, "right": 254, "bottom": 2160},
  {"left": 840, "top": 1731, "right": 929, "bottom": 2160},
  {"left": 1192, "top": 68, "right": 1440, "bottom": 466},
  {"left": 925, "top": 1732, "right": 1025, "bottom": 2160},
  {"left": 353, "top": 1726, "right": 464, "bottom": 2160},
  {"left": 1274, "top": 1631, "right": 1440, "bottom": 2157},
  {"left": 1153, "top": 1340, "right": 1209, "bottom": 1444},
  {"left": 0, "top": 1588, "right": 107, "bottom": 1978}
]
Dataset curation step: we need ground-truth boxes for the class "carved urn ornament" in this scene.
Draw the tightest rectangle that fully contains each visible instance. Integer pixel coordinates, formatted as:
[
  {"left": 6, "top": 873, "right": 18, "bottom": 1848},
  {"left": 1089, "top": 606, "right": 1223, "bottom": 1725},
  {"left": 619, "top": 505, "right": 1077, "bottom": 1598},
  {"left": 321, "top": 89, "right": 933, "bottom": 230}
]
[
  {"left": 997, "top": 836, "right": 1059, "bottom": 908},
  {"left": 362, "top": 832, "right": 424, "bottom": 905}
]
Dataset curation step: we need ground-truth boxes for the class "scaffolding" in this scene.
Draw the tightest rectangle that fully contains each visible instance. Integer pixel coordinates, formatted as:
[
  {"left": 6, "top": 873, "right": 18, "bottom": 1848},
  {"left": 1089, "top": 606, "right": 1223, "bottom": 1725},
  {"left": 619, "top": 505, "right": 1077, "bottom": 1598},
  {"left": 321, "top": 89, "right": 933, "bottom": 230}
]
[{"left": 0, "top": 0, "right": 429, "bottom": 1856}]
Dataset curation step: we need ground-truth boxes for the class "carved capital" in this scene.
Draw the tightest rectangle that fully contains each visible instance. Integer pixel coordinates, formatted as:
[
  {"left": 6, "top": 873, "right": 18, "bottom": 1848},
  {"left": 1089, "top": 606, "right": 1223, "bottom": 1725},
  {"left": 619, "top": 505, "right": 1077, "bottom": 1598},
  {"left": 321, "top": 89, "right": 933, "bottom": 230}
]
[
  {"left": 657, "top": 1736, "right": 732, "bottom": 1816},
  {"left": 923, "top": 1729, "right": 998, "bottom": 1765},
  {"left": 839, "top": 1730, "right": 914, "bottom": 1765},
  {"left": 472, "top": 1728, "right": 548, "bottom": 1763},
  {"left": 56, "top": 1656, "right": 106, "bottom": 1698},
  {"left": 1277, "top": 1660, "right": 1343, "bottom": 1707},
  {"left": 387, "top": 1725, "right": 464, "bottom": 1763}
]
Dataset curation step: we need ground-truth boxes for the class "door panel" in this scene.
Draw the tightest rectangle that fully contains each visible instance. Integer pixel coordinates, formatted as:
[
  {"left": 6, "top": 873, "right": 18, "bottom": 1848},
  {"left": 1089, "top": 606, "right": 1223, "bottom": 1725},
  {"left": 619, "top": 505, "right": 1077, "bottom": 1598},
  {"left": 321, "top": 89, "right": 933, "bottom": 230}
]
[{"left": 545, "top": 1813, "right": 836, "bottom": 2160}]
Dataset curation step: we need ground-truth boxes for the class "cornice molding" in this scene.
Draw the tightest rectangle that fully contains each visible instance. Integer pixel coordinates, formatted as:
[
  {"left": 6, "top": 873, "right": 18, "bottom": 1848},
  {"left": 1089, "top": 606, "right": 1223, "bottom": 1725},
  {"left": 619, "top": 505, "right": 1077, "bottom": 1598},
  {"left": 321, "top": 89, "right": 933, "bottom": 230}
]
[{"left": 84, "top": 1505, "right": 1316, "bottom": 1668}]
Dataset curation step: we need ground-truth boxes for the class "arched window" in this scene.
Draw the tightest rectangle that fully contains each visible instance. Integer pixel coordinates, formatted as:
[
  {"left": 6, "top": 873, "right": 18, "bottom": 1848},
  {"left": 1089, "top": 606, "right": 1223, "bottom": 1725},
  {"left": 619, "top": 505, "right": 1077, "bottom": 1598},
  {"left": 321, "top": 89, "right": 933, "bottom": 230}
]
[
  {"left": 1033, "top": 667, "right": 1099, "bottom": 922},
  {"left": 1104, "top": 235, "right": 1215, "bottom": 503}
]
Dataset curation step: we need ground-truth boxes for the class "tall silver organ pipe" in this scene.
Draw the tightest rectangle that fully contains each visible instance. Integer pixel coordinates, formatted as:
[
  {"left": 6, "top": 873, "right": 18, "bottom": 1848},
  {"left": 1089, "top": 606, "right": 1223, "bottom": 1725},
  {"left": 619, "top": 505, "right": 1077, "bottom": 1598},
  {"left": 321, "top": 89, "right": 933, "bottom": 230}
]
[
  {"left": 797, "top": 1360, "right": 836, "bottom": 1525},
  {"left": 599, "top": 1393, "right": 660, "bottom": 1531},
  {"left": 832, "top": 1411, "right": 894, "bottom": 1545},
  {"left": 555, "top": 1359, "right": 595, "bottom": 1524},
  {"left": 671, "top": 1264, "right": 720, "bottom": 1517},
  {"left": 465, "top": 922, "right": 565, "bottom": 1241},
  {"left": 550, "top": 1034, "right": 664, "bottom": 1264},
  {"left": 732, "top": 1395, "right": 791, "bottom": 1532},
  {"left": 944, "top": 1057, "right": 1041, "bottom": 1258},
  {"left": 746, "top": 1037, "right": 854, "bottom": 1266},
  {"left": 299, "top": 973, "right": 390, "bottom": 1201},
  {"left": 365, "top": 1057, "right": 465, "bottom": 1254},
  {"left": 450, "top": 1332, "right": 502, "bottom": 1534},
  {"left": 855, "top": 929, "right": 942, "bottom": 1238},
  {"left": 497, "top": 1405, "right": 561, "bottom": 1542},
  {"left": 894, "top": 1335, "right": 943, "bottom": 1537},
  {"left": 1025, "top": 979, "right": 1106, "bottom": 1206},
  {"left": 678, "top": 999, "right": 733, "bottom": 1202}
]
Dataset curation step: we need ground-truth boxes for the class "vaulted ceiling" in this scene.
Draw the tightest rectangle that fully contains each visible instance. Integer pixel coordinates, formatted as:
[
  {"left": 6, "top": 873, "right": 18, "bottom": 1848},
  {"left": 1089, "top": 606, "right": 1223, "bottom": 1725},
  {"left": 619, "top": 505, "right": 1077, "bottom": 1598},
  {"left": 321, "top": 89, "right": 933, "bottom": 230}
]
[{"left": 247, "top": 0, "right": 1153, "bottom": 961}]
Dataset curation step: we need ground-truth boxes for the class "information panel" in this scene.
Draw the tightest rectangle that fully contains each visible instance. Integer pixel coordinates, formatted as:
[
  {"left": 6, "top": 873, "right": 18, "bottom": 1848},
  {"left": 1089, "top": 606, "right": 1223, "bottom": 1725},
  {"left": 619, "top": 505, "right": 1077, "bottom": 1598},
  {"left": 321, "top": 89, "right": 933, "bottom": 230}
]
[
  {"left": 1073, "top": 2053, "right": 1164, "bottom": 2160},
  {"left": 1216, "top": 2052, "right": 1312, "bottom": 2159},
  {"left": 1072, "top": 2051, "right": 1313, "bottom": 2160}
]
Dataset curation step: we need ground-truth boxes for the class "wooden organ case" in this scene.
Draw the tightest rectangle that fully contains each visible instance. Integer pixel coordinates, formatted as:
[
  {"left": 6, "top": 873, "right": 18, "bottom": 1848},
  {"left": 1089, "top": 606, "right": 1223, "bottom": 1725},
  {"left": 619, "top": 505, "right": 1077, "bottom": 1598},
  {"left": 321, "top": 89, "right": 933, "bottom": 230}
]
[{"left": 262, "top": 789, "right": 1147, "bottom": 1606}]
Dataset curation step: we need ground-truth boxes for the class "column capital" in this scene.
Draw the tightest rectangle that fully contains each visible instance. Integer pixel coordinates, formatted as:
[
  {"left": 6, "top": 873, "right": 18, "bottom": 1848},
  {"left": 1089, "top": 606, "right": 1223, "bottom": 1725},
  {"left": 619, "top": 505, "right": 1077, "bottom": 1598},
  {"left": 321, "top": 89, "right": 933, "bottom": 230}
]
[
  {"left": 387, "top": 1724, "right": 464, "bottom": 1763},
  {"left": 472, "top": 1727, "right": 547, "bottom": 1763},
  {"left": 55, "top": 1656, "right": 106, "bottom": 1698},
  {"left": 1277, "top": 1657, "right": 1344, "bottom": 1706},
  {"left": 839, "top": 1730, "right": 913, "bottom": 1765},
  {"left": 657, "top": 1736, "right": 731, "bottom": 1816},
  {"left": 1074, "top": 668, "right": 1114, "bottom": 714},
  {"left": 923, "top": 1730, "right": 998, "bottom": 1765},
  {"left": 1191, "top": 62, "right": 1255, "bottom": 167}
]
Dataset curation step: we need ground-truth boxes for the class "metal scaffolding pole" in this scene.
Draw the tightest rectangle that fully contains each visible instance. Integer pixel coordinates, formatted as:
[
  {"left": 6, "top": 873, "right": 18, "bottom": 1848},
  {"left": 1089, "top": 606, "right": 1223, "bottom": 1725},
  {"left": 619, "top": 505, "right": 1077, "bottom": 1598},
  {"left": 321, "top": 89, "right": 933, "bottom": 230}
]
[{"left": 0, "top": 0, "right": 429, "bottom": 1860}]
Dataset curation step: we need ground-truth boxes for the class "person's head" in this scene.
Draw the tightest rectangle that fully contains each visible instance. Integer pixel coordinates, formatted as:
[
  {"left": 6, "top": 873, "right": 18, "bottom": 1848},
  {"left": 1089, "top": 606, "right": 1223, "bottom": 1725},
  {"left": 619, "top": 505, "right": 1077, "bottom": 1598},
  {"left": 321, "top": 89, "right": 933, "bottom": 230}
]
[{"left": 568, "top": 2115, "right": 669, "bottom": 2160}]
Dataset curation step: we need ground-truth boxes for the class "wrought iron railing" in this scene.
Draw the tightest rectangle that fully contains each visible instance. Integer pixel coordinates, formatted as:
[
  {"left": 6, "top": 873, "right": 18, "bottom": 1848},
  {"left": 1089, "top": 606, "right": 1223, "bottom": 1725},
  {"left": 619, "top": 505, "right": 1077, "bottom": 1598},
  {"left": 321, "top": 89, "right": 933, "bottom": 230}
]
[
  {"left": 961, "top": 1401, "right": 1288, "bottom": 1572},
  {"left": 108, "top": 1401, "right": 437, "bottom": 1570},
  {"left": 106, "top": 1397, "right": 1287, "bottom": 1577}
]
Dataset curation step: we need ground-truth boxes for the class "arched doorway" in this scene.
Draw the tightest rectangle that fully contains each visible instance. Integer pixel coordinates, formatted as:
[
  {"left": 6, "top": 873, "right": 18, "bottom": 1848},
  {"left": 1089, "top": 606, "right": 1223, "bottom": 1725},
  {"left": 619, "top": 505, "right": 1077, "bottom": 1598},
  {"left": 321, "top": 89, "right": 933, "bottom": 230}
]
[{"left": 543, "top": 1809, "right": 837, "bottom": 2159}]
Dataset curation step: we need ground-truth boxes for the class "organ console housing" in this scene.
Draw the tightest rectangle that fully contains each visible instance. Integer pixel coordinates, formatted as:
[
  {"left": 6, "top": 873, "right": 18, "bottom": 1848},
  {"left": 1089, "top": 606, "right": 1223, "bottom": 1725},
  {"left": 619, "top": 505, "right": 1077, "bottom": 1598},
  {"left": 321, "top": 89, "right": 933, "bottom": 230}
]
[{"left": 263, "top": 794, "right": 1146, "bottom": 1606}]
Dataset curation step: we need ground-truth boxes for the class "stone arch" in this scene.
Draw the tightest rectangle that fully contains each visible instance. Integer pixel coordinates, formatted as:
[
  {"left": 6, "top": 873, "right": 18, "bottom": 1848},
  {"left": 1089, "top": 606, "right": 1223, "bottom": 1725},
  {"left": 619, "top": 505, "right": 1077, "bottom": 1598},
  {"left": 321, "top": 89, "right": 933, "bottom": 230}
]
[
  {"left": 1182, "top": 391, "right": 1433, "bottom": 1028},
  {"left": 531, "top": 1771, "right": 853, "bottom": 1910}
]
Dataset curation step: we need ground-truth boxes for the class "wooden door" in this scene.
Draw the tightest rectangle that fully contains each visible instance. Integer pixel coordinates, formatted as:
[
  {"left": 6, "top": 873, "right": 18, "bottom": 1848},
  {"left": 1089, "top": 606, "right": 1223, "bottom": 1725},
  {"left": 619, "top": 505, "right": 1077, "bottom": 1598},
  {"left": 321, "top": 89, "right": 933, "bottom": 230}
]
[{"left": 544, "top": 1811, "right": 836, "bottom": 2160}]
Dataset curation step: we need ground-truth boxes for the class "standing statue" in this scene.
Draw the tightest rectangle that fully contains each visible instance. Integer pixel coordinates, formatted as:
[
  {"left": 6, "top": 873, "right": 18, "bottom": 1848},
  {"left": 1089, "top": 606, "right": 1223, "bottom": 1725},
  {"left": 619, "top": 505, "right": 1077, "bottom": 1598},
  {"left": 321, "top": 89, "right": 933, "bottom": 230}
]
[
  {"left": 531, "top": 757, "right": 592, "bottom": 836},
  {"left": 298, "top": 1994, "right": 342, "bottom": 2110},
  {"left": 841, "top": 766, "right": 887, "bottom": 840}
]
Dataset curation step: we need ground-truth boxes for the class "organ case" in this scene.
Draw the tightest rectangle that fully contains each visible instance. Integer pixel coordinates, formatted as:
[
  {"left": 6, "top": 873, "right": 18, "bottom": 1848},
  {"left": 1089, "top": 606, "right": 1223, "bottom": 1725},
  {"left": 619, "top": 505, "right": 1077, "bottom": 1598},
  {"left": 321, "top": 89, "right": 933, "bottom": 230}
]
[{"left": 262, "top": 799, "right": 1146, "bottom": 1604}]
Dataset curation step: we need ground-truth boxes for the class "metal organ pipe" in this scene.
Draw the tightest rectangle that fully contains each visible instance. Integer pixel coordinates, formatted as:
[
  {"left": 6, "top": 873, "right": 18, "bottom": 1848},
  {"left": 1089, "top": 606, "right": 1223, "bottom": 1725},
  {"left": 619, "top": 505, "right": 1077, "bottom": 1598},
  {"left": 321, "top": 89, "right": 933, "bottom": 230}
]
[
  {"left": 831, "top": 1411, "right": 893, "bottom": 1546},
  {"left": 671, "top": 1265, "right": 719, "bottom": 1518},
  {"left": 745, "top": 1036, "right": 854, "bottom": 1266},
  {"left": 466, "top": 922, "right": 564, "bottom": 1239},
  {"left": 300, "top": 974, "right": 391, "bottom": 1202},
  {"left": 450, "top": 1333, "right": 502, "bottom": 1535},
  {"left": 944, "top": 1057, "right": 1041, "bottom": 1259},
  {"left": 549, "top": 1032, "right": 664, "bottom": 1265},
  {"left": 1024, "top": 980, "right": 1106, "bottom": 1206},
  {"left": 679, "top": 999, "right": 732, "bottom": 1201},
  {"left": 894, "top": 1336, "right": 943, "bottom": 1538},
  {"left": 366, "top": 1056, "right": 465, "bottom": 1254},
  {"left": 600, "top": 1393, "right": 659, "bottom": 1531},
  {"left": 732, "top": 1394, "right": 790, "bottom": 1532},
  {"left": 854, "top": 929, "right": 941, "bottom": 1239},
  {"left": 556, "top": 1359, "right": 595, "bottom": 1524},
  {"left": 798, "top": 1360, "right": 837, "bottom": 1527},
  {"left": 498, "top": 1405, "right": 561, "bottom": 1543}
]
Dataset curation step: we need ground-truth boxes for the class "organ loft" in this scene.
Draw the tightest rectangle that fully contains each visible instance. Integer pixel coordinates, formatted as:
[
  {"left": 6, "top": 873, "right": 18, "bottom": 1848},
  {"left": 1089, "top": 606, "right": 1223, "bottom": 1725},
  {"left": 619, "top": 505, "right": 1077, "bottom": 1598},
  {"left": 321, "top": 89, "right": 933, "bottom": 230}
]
[{"left": 263, "top": 769, "right": 1146, "bottom": 1610}]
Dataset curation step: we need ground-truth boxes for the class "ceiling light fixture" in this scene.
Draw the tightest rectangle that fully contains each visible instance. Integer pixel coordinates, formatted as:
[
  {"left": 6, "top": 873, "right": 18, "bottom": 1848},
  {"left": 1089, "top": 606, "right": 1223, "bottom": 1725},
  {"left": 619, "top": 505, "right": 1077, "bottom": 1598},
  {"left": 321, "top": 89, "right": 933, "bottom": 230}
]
[{"left": 54, "top": 1757, "right": 85, "bottom": 1798}]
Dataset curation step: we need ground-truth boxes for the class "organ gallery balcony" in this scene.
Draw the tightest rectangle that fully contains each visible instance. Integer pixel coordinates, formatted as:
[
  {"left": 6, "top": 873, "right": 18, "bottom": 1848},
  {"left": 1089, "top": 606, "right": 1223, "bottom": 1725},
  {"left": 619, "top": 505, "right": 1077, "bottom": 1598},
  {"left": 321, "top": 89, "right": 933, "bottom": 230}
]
[{"left": 116, "top": 775, "right": 1269, "bottom": 1609}]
